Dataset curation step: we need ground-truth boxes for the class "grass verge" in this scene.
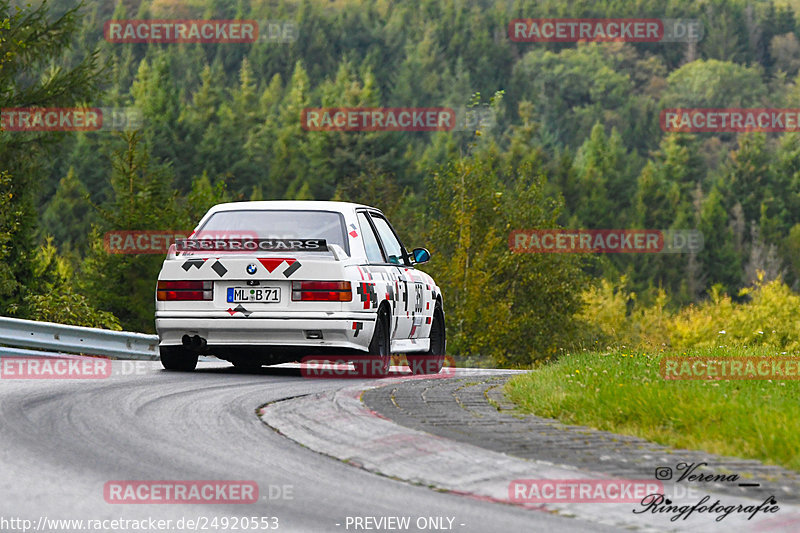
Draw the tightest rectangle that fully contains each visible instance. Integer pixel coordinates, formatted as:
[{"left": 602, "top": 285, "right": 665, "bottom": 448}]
[{"left": 504, "top": 347, "right": 800, "bottom": 471}]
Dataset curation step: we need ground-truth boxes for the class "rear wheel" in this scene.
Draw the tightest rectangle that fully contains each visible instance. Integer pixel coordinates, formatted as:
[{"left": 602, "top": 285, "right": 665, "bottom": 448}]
[
  {"left": 160, "top": 346, "right": 198, "bottom": 371},
  {"left": 408, "top": 305, "right": 445, "bottom": 375},
  {"left": 353, "top": 306, "right": 391, "bottom": 377}
]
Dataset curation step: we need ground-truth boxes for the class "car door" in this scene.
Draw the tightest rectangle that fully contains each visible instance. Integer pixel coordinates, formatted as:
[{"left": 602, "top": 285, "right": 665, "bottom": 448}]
[
  {"left": 368, "top": 212, "right": 422, "bottom": 340},
  {"left": 355, "top": 211, "right": 400, "bottom": 339}
]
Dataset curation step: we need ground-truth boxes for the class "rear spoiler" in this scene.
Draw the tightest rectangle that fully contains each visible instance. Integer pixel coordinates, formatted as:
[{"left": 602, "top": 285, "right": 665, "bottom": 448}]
[{"left": 166, "top": 239, "right": 347, "bottom": 260}]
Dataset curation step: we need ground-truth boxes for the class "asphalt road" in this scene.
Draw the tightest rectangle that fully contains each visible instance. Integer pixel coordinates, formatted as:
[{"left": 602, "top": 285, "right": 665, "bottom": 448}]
[{"left": 0, "top": 360, "right": 611, "bottom": 533}]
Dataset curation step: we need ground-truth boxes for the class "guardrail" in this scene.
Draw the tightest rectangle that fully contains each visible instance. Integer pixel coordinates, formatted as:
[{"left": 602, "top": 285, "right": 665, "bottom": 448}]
[{"left": 0, "top": 317, "right": 159, "bottom": 360}]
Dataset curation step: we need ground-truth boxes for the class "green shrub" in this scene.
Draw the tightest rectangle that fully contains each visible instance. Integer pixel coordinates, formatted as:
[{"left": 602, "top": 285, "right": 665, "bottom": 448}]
[{"left": 577, "top": 272, "right": 800, "bottom": 353}]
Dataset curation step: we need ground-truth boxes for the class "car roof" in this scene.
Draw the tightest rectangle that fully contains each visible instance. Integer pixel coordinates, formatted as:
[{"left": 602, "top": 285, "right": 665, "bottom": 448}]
[{"left": 205, "top": 200, "right": 378, "bottom": 215}]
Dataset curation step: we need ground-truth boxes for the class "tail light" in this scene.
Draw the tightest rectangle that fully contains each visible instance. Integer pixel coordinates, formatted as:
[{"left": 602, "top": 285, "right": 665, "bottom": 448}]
[
  {"left": 157, "top": 280, "right": 213, "bottom": 301},
  {"left": 292, "top": 281, "right": 352, "bottom": 301}
]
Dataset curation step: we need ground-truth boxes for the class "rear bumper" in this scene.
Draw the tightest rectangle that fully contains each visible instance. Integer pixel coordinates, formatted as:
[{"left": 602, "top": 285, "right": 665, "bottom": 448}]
[{"left": 155, "top": 313, "right": 375, "bottom": 351}]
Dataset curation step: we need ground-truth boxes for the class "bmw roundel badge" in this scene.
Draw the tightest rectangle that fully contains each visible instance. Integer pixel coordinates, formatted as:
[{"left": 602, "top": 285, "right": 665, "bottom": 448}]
[{"left": 246, "top": 264, "right": 257, "bottom": 275}]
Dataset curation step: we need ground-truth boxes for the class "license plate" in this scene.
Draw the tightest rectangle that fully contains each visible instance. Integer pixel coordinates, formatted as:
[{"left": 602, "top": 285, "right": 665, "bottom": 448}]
[{"left": 227, "top": 287, "right": 281, "bottom": 303}]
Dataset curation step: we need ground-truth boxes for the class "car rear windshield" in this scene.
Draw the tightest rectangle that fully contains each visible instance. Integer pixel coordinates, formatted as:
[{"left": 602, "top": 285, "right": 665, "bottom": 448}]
[{"left": 196, "top": 209, "right": 349, "bottom": 255}]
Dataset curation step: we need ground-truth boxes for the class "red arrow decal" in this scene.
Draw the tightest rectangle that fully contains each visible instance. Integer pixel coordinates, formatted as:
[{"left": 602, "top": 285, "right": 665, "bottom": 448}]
[
  {"left": 257, "top": 258, "right": 297, "bottom": 273},
  {"left": 257, "top": 258, "right": 283, "bottom": 273}
]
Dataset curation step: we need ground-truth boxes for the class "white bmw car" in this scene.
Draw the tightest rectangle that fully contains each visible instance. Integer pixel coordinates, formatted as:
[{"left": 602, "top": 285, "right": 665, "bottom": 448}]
[{"left": 155, "top": 201, "right": 445, "bottom": 376}]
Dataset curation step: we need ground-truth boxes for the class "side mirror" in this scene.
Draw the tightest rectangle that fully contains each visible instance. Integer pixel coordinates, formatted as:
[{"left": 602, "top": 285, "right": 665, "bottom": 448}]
[{"left": 411, "top": 247, "right": 431, "bottom": 264}]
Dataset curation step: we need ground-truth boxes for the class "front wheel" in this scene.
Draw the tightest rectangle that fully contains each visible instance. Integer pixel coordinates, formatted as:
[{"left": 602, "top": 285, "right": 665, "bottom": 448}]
[
  {"left": 353, "top": 306, "right": 391, "bottom": 377},
  {"left": 160, "top": 346, "right": 198, "bottom": 371},
  {"left": 407, "top": 305, "right": 445, "bottom": 375}
]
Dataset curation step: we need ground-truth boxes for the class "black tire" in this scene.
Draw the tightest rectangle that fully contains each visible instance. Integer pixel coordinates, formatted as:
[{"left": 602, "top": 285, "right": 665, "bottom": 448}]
[
  {"left": 160, "top": 346, "right": 198, "bottom": 371},
  {"left": 408, "top": 304, "right": 446, "bottom": 375},
  {"left": 353, "top": 306, "right": 391, "bottom": 377}
]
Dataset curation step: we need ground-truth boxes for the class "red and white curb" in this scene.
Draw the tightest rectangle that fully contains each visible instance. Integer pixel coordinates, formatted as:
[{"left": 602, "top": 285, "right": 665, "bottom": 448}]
[{"left": 258, "top": 371, "right": 800, "bottom": 532}]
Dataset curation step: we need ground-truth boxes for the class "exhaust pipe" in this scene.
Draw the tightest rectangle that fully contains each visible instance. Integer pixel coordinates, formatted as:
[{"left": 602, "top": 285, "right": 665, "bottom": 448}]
[{"left": 182, "top": 334, "right": 207, "bottom": 352}]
